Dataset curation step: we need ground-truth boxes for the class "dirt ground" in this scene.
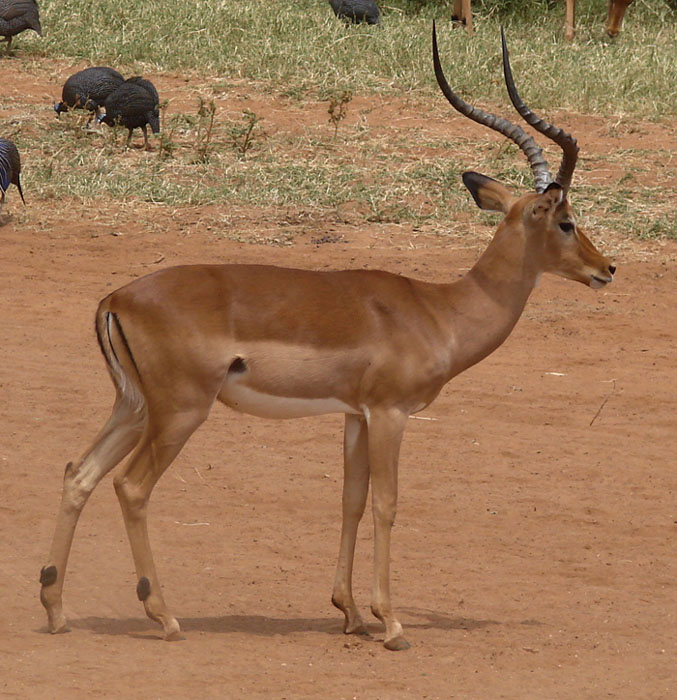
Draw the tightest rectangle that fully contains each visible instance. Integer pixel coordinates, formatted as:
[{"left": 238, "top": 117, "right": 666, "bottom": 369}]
[{"left": 1, "top": 59, "right": 676, "bottom": 700}]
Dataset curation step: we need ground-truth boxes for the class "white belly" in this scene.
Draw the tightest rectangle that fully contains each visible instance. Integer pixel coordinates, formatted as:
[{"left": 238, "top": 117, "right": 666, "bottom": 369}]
[{"left": 219, "top": 381, "right": 359, "bottom": 419}]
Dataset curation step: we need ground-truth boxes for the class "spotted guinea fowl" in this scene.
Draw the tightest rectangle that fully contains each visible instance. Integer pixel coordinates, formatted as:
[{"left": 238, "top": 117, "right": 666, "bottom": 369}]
[
  {"left": 328, "top": 0, "right": 380, "bottom": 25},
  {"left": 0, "top": 0, "right": 42, "bottom": 56},
  {"left": 98, "top": 77, "right": 160, "bottom": 150},
  {"left": 0, "top": 138, "right": 25, "bottom": 214},
  {"left": 54, "top": 67, "right": 125, "bottom": 123}
]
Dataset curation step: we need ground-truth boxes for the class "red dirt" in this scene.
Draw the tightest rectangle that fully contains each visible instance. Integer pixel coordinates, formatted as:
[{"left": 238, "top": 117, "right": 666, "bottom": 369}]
[{"left": 1, "top": 59, "right": 676, "bottom": 700}]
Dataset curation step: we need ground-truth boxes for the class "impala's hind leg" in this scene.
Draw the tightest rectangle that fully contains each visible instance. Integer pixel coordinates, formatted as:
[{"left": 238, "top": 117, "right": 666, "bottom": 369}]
[
  {"left": 113, "top": 407, "right": 209, "bottom": 640},
  {"left": 40, "top": 397, "right": 145, "bottom": 633},
  {"left": 332, "top": 414, "right": 371, "bottom": 636}
]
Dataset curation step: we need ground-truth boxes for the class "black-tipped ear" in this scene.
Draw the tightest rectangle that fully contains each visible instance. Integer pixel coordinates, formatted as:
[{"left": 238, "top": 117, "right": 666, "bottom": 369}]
[
  {"left": 462, "top": 171, "right": 514, "bottom": 213},
  {"left": 462, "top": 172, "right": 496, "bottom": 208}
]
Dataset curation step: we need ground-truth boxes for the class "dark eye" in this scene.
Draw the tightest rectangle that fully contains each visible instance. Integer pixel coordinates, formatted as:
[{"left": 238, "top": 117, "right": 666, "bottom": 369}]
[{"left": 559, "top": 221, "right": 575, "bottom": 234}]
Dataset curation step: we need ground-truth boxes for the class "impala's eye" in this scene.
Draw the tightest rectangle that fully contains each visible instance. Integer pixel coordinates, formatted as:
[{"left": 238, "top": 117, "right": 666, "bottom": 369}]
[{"left": 559, "top": 221, "right": 575, "bottom": 234}]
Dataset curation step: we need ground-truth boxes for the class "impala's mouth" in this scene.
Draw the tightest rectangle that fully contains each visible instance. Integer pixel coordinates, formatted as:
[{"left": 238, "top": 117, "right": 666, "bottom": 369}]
[{"left": 590, "top": 274, "right": 613, "bottom": 289}]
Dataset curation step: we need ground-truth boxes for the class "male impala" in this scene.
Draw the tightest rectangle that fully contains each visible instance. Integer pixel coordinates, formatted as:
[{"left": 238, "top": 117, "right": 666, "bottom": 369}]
[
  {"left": 40, "top": 25, "right": 615, "bottom": 651},
  {"left": 453, "top": 0, "right": 633, "bottom": 39}
]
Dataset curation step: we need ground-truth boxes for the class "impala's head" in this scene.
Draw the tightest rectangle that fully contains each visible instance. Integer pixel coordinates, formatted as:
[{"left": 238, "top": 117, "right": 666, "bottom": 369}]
[
  {"left": 462, "top": 172, "right": 615, "bottom": 288},
  {"left": 433, "top": 22, "right": 615, "bottom": 289}
]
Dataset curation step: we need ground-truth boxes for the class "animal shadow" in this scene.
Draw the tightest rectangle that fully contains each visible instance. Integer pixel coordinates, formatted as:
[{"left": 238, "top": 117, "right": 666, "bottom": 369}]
[{"left": 61, "top": 608, "right": 502, "bottom": 640}]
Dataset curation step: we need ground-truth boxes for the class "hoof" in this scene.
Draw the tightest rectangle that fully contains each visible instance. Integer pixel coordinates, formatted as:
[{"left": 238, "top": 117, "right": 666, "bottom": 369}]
[
  {"left": 163, "top": 619, "right": 183, "bottom": 642},
  {"left": 45, "top": 609, "right": 69, "bottom": 635},
  {"left": 384, "top": 635, "right": 411, "bottom": 651},
  {"left": 345, "top": 622, "right": 372, "bottom": 638},
  {"left": 164, "top": 630, "right": 185, "bottom": 642}
]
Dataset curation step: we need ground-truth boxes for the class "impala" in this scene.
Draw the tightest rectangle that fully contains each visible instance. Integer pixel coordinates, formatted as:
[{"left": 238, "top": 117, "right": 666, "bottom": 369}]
[
  {"left": 453, "top": 0, "right": 634, "bottom": 39},
  {"left": 39, "top": 24, "right": 615, "bottom": 651}
]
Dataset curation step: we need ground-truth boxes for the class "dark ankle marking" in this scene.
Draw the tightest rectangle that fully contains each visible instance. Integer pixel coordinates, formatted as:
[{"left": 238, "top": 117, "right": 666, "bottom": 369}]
[
  {"left": 40, "top": 565, "right": 58, "bottom": 586},
  {"left": 136, "top": 576, "right": 151, "bottom": 601}
]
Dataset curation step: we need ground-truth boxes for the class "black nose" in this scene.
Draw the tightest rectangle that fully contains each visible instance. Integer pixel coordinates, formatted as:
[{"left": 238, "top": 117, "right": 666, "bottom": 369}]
[{"left": 609, "top": 265, "right": 616, "bottom": 275}]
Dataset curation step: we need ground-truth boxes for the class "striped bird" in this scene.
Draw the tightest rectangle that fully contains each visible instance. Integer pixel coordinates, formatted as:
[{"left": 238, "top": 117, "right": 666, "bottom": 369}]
[
  {"left": 0, "top": 0, "right": 42, "bottom": 56},
  {"left": 0, "top": 138, "right": 25, "bottom": 214}
]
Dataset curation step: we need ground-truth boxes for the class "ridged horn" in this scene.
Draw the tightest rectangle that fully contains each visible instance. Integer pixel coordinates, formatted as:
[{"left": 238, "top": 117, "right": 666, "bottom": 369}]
[
  {"left": 432, "top": 20, "right": 553, "bottom": 194},
  {"left": 500, "top": 26, "right": 579, "bottom": 192}
]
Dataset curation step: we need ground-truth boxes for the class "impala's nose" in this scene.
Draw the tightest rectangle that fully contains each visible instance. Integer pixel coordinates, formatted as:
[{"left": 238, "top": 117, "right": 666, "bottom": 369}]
[{"left": 609, "top": 264, "right": 616, "bottom": 275}]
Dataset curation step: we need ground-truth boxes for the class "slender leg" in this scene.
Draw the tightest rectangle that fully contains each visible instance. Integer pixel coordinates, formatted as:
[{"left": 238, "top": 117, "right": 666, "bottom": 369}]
[
  {"left": 366, "top": 407, "right": 409, "bottom": 651},
  {"left": 462, "top": 0, "right": 473, "bottom": 35},
  {"left": 452, "top": 0, "right": 472, "bottom": 34},
  {"left": 565, "top": 0, "right": 576, "bottom": 40},
  {"left": 40, "top": 398, "right": 145, "bottom": 633},
  {"left": 607, "top": 0, "right": 632, "bottom": 37},
  {"left": 452, "top": 0, "right": 463, "bottom": 24},
  {"left": 141, "top": 125, "right": 150, "bottom": 151},
  {"left": 331, "top": 414, "right": 370, "bottom": 636},
  {"left": 113, "top": 408, "right": 208, "bottom": 640},
  {"left": 5, "top": 37, "right": 12, "bottom": 56}
]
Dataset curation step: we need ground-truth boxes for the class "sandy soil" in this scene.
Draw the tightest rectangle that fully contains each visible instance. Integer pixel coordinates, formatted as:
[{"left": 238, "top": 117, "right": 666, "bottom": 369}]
[{"left": 1, "top": 58, "right": 676, "bottom": 700}]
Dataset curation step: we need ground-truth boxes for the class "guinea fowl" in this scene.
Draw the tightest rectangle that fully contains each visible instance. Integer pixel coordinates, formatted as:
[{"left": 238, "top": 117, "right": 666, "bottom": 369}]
[
  {"left": 0, "top": 138, "right": 25, "bottom": 214},
  {"left": 98, "top": 77, "right": 161, "bottom": 150},
  {"left": 0, "top": 0, "right": 42, "bottom": 56},
  {"left": 54, "top": 67, "right": 125, "bottom": 123},
  {"left": 328, "top": 0, "right": 380, "bottom": 25},
  {"left": 123, "top": 76, "right": 159, "bottom": 110}
]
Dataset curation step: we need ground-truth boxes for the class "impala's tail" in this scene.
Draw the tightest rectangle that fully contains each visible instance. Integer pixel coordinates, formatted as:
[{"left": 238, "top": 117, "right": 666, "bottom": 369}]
[{"left": 95, "top": 303, "right": 146, "bottom": 416}]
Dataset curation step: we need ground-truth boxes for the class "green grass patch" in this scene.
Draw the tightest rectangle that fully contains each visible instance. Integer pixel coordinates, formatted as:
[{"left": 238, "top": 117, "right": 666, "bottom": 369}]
[{"left": 28, "top": 0, "right": 676, "bottom": 118}]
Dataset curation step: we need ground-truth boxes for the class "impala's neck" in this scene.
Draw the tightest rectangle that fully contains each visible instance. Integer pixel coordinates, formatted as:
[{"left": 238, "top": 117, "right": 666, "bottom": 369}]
[{"left": 443, "top": 219, "right": 542, "bottom": 377}]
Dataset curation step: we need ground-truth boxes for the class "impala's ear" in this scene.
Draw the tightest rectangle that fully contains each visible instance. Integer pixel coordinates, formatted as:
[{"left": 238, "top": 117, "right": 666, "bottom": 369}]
[{"left": 462, "top": 171, "right": 514, "bottom": 213}]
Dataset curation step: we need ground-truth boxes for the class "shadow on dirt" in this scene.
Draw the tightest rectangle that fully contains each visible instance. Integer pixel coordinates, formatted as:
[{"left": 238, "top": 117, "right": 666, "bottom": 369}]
[
  {"left": 400, "top": 607, "right": 502, "bottom": 632},
  {"left": 64, "top": 608, "right": 503, "bottom": 639}
]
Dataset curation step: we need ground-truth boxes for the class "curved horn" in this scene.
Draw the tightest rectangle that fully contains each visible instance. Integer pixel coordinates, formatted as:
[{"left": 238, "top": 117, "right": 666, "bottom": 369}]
[
  {"left": 500, "top": 26, "right": 579, "bottom": 192},
  {"left": 432, "top": 20, "right": 553, "bottom": 194}
]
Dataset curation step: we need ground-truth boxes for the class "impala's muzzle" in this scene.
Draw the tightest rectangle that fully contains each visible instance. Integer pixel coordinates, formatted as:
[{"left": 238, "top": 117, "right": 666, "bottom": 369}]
[{"left": 590, "top": 263, "right": 616, "bottom": 288}]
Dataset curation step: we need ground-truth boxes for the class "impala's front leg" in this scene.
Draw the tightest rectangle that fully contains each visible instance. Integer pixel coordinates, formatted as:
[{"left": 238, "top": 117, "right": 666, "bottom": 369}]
[
  {"left": 332, "top": 413, "right": 370, "bottom": 636},
  {"left": 367, "top": 407, "right": 409, "bottom": 651}
]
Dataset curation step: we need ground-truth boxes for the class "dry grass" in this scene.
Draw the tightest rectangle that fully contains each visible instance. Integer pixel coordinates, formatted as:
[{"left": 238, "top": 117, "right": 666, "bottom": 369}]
[{"left": 1, "top": 0, "right": 675, "bottom": 242}]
